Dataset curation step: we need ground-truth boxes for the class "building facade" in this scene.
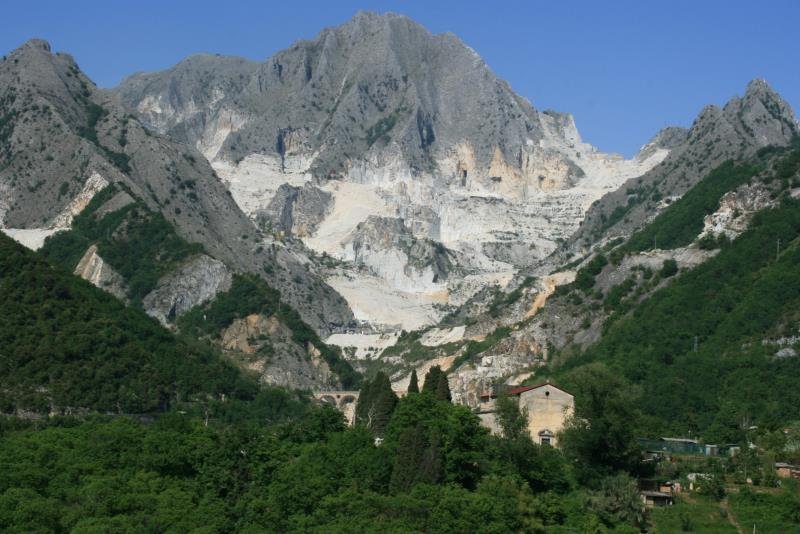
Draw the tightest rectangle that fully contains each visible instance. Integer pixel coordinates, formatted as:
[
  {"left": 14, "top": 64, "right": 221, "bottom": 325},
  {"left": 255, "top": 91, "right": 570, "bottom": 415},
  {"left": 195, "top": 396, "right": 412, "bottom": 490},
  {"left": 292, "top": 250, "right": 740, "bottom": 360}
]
[{"left": 477, "top": 382, "right": 574, "bottom": 446}]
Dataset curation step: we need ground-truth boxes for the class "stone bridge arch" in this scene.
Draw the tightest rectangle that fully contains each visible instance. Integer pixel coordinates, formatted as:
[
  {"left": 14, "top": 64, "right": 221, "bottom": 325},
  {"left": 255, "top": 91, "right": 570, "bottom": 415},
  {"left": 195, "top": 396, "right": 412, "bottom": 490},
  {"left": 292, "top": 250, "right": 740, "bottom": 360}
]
[{"left": 312, "top": 391, "right": 360, "bottom": 425}]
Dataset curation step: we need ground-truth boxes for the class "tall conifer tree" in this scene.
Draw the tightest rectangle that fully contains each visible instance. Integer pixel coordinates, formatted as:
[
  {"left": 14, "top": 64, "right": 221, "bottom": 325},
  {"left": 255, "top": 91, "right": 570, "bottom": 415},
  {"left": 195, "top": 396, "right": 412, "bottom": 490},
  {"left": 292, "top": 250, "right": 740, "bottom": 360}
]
[{"left": 407, "top": 370, "right": 419, "bottom": 394}]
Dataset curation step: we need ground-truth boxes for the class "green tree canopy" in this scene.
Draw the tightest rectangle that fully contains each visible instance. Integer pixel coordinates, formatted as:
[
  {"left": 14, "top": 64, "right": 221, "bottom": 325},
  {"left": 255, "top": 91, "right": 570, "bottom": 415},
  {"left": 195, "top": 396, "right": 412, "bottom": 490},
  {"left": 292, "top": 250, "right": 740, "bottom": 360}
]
[
  {"left": 422, "top": 365, "right": 451, "bottom": 402},
  {"left": 355, "top": 372, "right": 398, "bottom": 437},
  {"left": 559, "top": 363, "right": 643, "bottom": 484}
]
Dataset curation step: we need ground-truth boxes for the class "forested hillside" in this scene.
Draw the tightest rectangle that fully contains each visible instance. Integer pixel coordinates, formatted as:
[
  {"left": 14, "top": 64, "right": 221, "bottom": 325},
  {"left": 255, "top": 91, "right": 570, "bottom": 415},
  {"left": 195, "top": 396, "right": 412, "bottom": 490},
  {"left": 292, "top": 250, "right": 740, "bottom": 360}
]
[
  {"left": 41, "top": 183, "right": 204, "bottom": 303},
  {"left": 0, "top": 232, "right": 252, "bottom": 414},
  {"left": 552, "top": 145, "right": 800, "bottom": 441},
  {"left": 39, "top": 183, "right": 360, "bottom": 389}
]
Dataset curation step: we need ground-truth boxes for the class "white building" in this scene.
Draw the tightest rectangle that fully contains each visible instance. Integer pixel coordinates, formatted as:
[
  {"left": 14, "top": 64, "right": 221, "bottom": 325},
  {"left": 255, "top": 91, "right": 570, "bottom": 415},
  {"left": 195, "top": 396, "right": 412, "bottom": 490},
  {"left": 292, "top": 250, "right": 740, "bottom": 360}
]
[{"left": 477, "top": 381, "right": 574, "bottom": 446}]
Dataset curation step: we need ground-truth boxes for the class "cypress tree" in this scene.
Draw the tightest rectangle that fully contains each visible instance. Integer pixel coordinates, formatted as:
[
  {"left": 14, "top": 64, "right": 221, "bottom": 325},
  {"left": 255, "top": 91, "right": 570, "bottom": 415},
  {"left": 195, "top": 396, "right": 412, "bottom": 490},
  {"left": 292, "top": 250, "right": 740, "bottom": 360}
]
[
  {"left": 371, "top": 372, "right": 398, "bottom": 436},
  {"left": 407, "top": 369, "right": 419, "bottom": 394},
  {"left": 355, "top": 372, "right": 397, "bottom": 436},
  {"left": 435, "top": 372, "right": 451, "bottom": 402},
  {"left": 389, "top": 424, "right": 426, "bottom": 492},
  {"left": 418, "top": 429, "right": 443, "bottom": 484},
  {"left": 422, "top": 366, "right": 443, "bottom": 395},
  {"left": 355, "top": 374, "right": 375, "bottom": 425},
  {"left": 389, "top": 425, "right": 442, "bottom": 492}
]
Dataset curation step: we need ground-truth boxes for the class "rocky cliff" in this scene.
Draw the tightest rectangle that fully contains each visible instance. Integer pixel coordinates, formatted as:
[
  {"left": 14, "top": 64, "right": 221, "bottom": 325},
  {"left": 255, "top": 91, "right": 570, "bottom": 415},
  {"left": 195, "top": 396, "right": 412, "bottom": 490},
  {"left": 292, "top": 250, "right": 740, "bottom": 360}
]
[{"left": 115, "top": 11, "right": 670, "bottom": 332}]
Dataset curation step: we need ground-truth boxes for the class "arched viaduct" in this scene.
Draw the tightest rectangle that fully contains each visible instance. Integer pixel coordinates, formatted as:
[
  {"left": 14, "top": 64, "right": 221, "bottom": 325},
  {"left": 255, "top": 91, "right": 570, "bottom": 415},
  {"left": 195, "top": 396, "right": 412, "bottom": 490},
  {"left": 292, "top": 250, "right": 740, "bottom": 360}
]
[{"left": 312, "top": 391, "right": 359, "bottom": 425}]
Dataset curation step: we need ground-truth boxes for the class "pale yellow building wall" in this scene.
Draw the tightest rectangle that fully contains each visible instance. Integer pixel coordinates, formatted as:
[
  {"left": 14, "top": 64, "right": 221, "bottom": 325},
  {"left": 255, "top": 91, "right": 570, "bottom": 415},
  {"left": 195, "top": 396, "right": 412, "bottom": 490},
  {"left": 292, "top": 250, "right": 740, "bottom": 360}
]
[{"left": 518, "top": 384, "right": 574, "bottom": 446}]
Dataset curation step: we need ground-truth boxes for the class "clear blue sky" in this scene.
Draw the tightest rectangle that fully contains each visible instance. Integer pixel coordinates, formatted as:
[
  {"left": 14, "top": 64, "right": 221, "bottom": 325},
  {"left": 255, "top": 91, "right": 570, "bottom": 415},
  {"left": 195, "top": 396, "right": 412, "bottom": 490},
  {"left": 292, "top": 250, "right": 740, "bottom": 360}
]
[{"left": 2, "top": 0, "right": 798, "bottom": 157}]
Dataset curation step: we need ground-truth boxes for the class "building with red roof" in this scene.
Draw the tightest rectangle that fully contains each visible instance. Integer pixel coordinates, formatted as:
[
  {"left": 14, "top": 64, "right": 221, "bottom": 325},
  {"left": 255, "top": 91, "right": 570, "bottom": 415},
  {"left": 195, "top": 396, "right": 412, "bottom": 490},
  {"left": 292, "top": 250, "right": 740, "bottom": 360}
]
[{"left": 477, "top": 381, "right": 574, "bottom": 446}]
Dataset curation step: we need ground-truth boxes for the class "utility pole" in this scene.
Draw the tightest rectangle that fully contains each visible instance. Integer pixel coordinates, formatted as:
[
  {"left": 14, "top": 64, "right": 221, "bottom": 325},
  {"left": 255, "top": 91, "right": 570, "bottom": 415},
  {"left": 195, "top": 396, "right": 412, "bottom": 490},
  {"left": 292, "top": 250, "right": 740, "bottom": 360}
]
[
  {"left": 694, "top": 336, "right": 698, "bottom": 353},
  {"left": 777, "top": 238, "right": 781, "bottom": 262}
]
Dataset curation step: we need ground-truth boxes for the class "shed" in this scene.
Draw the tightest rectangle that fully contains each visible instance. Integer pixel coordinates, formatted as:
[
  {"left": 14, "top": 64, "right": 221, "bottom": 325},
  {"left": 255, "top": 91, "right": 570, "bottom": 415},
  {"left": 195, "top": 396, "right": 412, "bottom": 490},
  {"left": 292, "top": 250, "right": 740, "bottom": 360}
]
[{"left": 641, "top": 490, "right": 674, "bottom": 507}]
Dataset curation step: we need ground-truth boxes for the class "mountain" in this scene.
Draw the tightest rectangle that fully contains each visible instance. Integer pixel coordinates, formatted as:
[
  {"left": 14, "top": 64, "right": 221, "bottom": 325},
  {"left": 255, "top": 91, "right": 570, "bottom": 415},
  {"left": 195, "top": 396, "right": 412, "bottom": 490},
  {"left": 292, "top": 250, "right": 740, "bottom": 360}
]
[
  {"left": 114, "top": 11, "right": 671, "bottom": 332},
  {"left": 0, "top": 39, "right": 353, "bottom": 335},
  {"left": 567, "top": 78, "right": 799, "bottom": 252},
  {"left": 332, "top": 81, "right": 799, "bottom": 410},
  {"left": 374, "top": 138, "right": 800, "bottom": 434},
  {"left": 35, "top": 182, "right": 357, "bottom": 390},
  {"left": 4, "top": 16, "right": 799, "bottom": 410}
]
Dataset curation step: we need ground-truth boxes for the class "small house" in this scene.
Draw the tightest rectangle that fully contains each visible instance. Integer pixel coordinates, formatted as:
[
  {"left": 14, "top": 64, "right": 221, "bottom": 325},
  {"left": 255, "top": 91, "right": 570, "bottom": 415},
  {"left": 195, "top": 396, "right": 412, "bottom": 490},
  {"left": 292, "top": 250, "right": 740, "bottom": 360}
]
[
  {"left": 775, "top": 462, "right": 800, "bottom": 480},
  {"left": 476, "top": 381, "right": 574, "bottom": 447},
  {"left": 513, "top": 382, "right": 574, "bottom": 447},
  {"left": 641, "top": 490, "right": 674, "bottom": 507},
  {"left": 659, "top": 480, "right": 682, "bottom": 495}
]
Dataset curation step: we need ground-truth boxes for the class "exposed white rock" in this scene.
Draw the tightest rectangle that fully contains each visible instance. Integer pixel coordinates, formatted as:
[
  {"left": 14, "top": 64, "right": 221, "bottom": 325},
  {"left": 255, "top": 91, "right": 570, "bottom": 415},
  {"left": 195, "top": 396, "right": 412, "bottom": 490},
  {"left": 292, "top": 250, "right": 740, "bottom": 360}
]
[
  {"left": 73, "top": 244, "right": 127, "bottom": 300},
  {"left": 0, "top": 180, "right": 10, "bottom": 226},
  {"left": 420, "top": 326, "right": 466, "bottom": 347},
  {"left": 207, "top": 131, "right": 662, "bottom": 333},
  {"left": 449, "top": 349, "right": 543, "bottom": 409},
  {"left": 195, "top": 95, "right": 669, "bottom": 334},
  {"left": 303, "top": 181, "right": 395, "bottom": 253},
  {"left": 51, "top": 172, "right": 108, "bottom": 229},
  {"left": 1, "top": 172, "right": 109, "bottom": 250},
  {"left": 701, "top": 183, "right": 773, "bottom": 240},
  {"left": 212, "top": 153, "right": 314, "bottom": 216},
  {"left": 325, "top": 271, "right": 445, "bottom": 331},
  {"left": 1, "top": 228, "right": 62, "bottom": 250},
  {"left": 143, "top": 254, "right": 233, "bottom": 326},
  {"left": 326, "top": 331, "right": 401, "bottom": 360}
]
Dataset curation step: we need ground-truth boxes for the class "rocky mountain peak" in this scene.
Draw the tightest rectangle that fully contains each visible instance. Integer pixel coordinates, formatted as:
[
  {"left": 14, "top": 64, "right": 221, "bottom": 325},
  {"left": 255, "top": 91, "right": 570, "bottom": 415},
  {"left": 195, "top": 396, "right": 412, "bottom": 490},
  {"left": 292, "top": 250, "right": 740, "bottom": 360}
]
[
  {"left": 722, "top": 78, "right": 797, "bottom": 145},
  {"left": 3, "top": 39, "right": 84, "bottom": 94},
  {"left": 570, "top": 78, "right": 798, "bottom": 251},
  {"left": 115, "top": 10, "right": 548, "bottom": 177},
  {"left": 745, "top": 77, "right": 782, "bottom": 100},
  {"left": 340, "top": 10, "right": 415, "bottom": 34},
  {"left": 114, "top": 12, "right": 676, "bottom": 331},
  {"left": 16, "top": 38, "right": 52, "bottom": 53}
]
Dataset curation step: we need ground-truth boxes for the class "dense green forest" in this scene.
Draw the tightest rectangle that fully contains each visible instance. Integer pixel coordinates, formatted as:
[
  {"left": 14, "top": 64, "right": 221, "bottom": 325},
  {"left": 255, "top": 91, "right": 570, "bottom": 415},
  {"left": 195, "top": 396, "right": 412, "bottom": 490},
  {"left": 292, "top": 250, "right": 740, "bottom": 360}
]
[
  {"left": 179, "top": 274, "right": 360, "bottom": 389},
  {"left": 0, "top": 388, "right": 656, "bottom": 533},
  {"left": 3, "top": 379, "right": 795, "bottom": 532},
  {"left": 0, "top": 232, "right": 255, "bottom": 414},
  {"left": 556, "top": 149, "right": 800, "bottom": 442}
]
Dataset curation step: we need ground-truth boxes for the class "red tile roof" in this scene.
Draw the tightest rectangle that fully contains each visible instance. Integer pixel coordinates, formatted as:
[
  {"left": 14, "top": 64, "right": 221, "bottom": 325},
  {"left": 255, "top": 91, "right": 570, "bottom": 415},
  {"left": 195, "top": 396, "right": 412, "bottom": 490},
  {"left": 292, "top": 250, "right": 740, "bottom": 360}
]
[
  {"left": 480, "top": 381, "right": 571, "bottom": 399},
  {"left": 505, "top": 384, "right": 539, "bottom": 396}
]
